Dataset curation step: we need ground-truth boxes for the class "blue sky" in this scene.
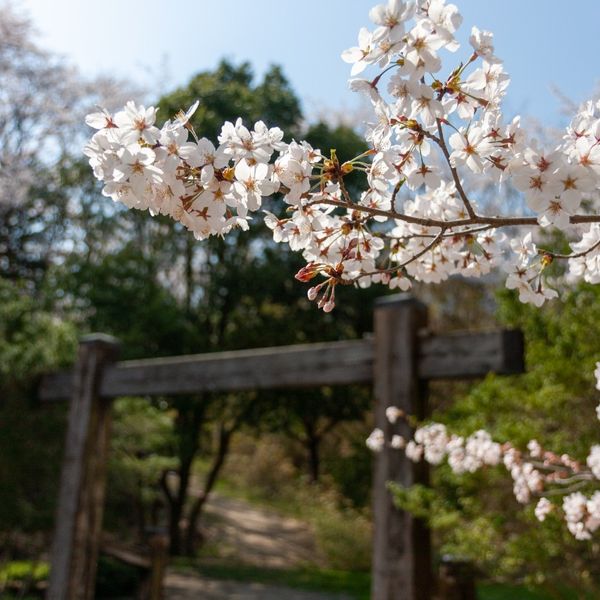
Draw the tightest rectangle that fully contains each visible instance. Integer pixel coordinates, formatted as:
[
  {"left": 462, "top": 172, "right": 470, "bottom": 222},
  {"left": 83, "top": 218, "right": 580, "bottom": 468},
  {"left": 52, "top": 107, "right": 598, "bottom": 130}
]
[{"left": 20, "top": 0, "right": 600, "bottom": 128}]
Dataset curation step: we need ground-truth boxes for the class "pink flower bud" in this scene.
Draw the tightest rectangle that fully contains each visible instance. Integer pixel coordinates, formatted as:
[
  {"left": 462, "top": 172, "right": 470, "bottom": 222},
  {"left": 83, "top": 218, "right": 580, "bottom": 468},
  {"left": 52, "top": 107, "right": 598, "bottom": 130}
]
[
  {"left": 295, "top": 263, "right": 319, "bottom": 282},
  {"left": 322, "top": 300, "right": 335, "bottom": 312}
]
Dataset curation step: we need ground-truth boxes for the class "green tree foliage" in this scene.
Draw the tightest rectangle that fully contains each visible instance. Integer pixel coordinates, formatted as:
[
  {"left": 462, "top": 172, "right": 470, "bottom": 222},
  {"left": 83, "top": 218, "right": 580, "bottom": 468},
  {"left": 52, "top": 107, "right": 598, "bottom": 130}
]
[
  {"left": 0, "top": 278, "right": 76, "bottom": 547},
  {"left": 0, "top": 5, "right": 139, "bottom": 564},
  {"left": 104, "top": 397, "right": 175, "bottom": 538},
  {"left": 394, "top": 283, "right": 600, "bottom": 591},
  {"left": 158, "top": 61, "right": 302, "bottom": 140},
  {"left": 60, "top": 244, "right": 193, "bottom": 359}
]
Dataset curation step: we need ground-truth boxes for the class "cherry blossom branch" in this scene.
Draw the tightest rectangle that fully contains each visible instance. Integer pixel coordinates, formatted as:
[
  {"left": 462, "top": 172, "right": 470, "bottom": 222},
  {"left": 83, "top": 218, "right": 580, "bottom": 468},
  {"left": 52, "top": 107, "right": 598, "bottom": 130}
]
[
  {"left": 434, "top": 119, "right": 477, "bottom": 219},
  {"left": 317, "top": 196, "right": 600, "bottom": 229},
  {"left": 368, "top": 379, "right": 600, "bottom": 542},
  {"left": 83, "top": 0, "right": 600, "bottom": 316},
  {"left": 544, "top": 238, "right": 600, "bottom": 261},
  {"left": 353, "top": 227, "right": 446, "bottom": 281}
]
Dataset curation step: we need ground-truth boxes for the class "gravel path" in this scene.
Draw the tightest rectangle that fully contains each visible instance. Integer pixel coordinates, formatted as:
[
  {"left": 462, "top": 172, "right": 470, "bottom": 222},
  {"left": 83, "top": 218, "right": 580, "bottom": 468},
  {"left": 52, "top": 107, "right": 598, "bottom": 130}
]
[
  {"left": 164, "top": 495, "right": 353, "bottom": 599},
  {"left": 201, "top": 495, "right": 323, "bottom": 567}
]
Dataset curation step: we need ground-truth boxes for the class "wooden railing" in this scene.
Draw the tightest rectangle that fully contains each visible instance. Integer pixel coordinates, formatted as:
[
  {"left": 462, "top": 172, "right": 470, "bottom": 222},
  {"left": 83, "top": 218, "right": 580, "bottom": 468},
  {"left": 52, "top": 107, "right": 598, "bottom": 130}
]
[{"left": 41, "top": 294, "right": 524, "bottom": 600}]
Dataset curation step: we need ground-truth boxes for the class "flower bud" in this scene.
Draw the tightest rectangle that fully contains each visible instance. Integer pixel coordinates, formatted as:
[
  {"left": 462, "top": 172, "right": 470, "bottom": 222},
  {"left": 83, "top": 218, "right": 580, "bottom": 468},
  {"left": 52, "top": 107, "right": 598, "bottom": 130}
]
[
  {"left": 322, "top": 300, "right": 335, "bottom": 313},
  {"left": 295, "top": 263, "right": 320, "bottom": 282}
]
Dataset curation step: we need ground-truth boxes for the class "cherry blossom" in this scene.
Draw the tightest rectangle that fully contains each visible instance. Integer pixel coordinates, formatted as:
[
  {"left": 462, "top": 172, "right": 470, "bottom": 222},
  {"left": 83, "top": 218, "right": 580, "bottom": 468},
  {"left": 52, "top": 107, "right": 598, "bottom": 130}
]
[
  {"left": 85, "top": 0, "right": 600, "bottom": 313},
  {"left": 84, "top": 0, "right": 600, "bottom": 540},
  {"left": 366, "top": 364, "right": 600, "bottom": 540}
]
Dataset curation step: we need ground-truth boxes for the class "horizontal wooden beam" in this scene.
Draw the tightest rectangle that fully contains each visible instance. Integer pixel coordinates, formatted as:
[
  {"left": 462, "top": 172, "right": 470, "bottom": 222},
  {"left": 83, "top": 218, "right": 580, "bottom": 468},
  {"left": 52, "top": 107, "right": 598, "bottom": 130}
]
[
  {"left": 39, "top": 339, "right": 373, "bottom": 400},
  {"left": 38, "top": 329, "right": 524, "bottom": 401},
  {"left": 418, "top": 328, "right": 524, "bottom": 380}
]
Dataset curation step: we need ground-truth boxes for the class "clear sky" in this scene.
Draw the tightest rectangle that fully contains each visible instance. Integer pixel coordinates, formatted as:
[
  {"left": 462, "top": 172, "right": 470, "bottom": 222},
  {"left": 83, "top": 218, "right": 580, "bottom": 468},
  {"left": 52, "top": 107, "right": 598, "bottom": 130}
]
[{"left": 18, "top": 0, "right": 600, "bottom": 128}]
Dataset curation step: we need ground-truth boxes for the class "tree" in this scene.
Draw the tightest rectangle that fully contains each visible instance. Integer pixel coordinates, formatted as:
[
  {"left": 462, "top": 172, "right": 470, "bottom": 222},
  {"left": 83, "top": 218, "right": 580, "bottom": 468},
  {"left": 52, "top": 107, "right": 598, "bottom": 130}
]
[
  {"left": 0, "top": 3, "right": 138, "bottom": 562},
  {"left": 0, "top": 278, "right": 76, "bottom": 550},
  {"left": 0, "top": 5, "right": 135, "bottom": 291}
]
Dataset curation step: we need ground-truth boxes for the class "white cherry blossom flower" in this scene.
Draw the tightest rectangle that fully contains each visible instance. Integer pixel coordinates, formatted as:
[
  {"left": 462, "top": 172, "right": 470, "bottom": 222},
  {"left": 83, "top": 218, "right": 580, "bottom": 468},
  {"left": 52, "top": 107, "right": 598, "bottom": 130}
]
[
  {"left": 366, "top": 428, "right": 385, "bottom": 452},
  {"left": 404, "top": 21, "right": 444, "bottom": 75},
  {"left": 342, "top": 27, "right": 376, "bottom": 76},
  {"left": 113, "top": 145, "right": 162, "bottom": 198},
  {"left": 113, "top": 101, "right": 160, "bottom": 145},
  {"left": 423, "top": 0, "right": 462, "bottom": 52},
  {"left": 535, "top": 498, "right": 553, "bottom": 522},
  {"left": 385, "top": 406, "right": 403, "bottom": 424},
  {"left": 449, "top": 127, "right": 493, "bottom": 173},
  {"left": 469, "top": 26, "right": 500, "bottom": 63}
]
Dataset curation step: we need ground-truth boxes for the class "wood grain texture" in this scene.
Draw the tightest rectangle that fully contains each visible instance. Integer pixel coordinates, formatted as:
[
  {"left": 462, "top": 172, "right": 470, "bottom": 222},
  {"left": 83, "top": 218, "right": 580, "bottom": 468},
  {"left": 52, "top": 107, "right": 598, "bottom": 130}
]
[
  {"left": 371, "top": 295, "right": 431, "bottom": 600},
  {"left": 418, "top": 329, "right": 524, "bottom": 379},
  {"left": 39, "top": 330, "right": 523, "bottom": 401},
  {"left": 47, "top": 335, "right": 119, "bottom": 600}
]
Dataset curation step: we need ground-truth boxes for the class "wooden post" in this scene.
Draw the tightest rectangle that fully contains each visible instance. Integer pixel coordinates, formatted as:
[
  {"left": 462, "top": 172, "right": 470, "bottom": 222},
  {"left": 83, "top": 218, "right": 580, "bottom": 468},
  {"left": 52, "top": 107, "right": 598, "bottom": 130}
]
[
  {"left": 372, "top": 295, "right": 431, "bottom": 600},
  {"left": 47, "top": 334, "right": 120, "bottom": 600},
  {"left": 147, "top": 533, "right": 169, "bottom": 600}
]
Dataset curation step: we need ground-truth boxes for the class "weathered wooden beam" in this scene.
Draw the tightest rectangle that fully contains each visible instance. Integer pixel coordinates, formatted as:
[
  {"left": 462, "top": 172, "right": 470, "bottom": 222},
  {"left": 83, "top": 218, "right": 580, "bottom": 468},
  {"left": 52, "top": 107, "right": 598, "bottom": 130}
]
[
  {"left": 39, "top": 339, "right": 374, "bottom": 400},
  {"left": 372, "top": 295, "right": 431, "bottom": 600},
  {"left": 38, "top": 329, "right": 524, "bottom": 402},
  {"left": 103, "top": 339, "right": 373, "bottom": 396},
  {"left": 418, "top": 328, "right": 524, "bottom": 379},
  {"left": 47, "top": 334, "right": 120, "bottom": 600}
]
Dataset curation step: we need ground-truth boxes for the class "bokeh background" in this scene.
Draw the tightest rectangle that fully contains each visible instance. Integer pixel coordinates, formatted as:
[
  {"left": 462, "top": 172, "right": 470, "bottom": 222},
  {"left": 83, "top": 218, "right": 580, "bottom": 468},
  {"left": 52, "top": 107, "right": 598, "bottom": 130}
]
[{"left": 2, "top": 1, "right": 600, "bottom": 598}]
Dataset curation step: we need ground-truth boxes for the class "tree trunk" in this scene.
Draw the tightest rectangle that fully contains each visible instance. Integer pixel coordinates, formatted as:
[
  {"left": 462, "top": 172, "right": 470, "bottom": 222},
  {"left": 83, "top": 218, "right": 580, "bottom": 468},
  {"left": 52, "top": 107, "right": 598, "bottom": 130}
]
[
  {"left": 183, "top": 423, "right": 233, "bottom": 555},
  {"left": 167, "top": 460, "right": 190, "bottom": 555},
  {"left": 162, "top": 399, "right": 205, "bottom": 555},
  {"left": 307, "top": 433, "right": 321, "bottom": 484},
  {"left": 301, "top": 418, "right": 321, "bottom": 484}
]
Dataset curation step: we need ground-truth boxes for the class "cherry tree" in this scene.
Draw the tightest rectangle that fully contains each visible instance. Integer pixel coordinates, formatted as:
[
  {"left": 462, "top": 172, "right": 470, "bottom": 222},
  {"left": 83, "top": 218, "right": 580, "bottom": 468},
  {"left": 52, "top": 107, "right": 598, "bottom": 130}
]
[
  {"left": 84, "top": 0, "right": 600, "bottom": 539},
  {"left": 0, "top": 4, "right": 139, "bottom": 286}
]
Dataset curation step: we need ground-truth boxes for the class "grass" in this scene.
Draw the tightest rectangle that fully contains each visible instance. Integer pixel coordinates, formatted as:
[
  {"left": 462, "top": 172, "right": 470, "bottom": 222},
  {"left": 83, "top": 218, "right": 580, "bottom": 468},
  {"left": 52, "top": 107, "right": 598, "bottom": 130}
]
[
  {"left": 0, "top": 558, "right": 591, "bottom": 600},
  {"left": 173, "top": 560, "right": 371, "bottom": 599},
  {"left": 0, "top": 560, "right": 49, "bottom": 598},
  {"left": 478, "top": 583, "right": 594, "bottom": 600},
  {"left": 173, "top": 559, "right": 593, "bottom": 600},
  {"left": 0, "top": 560, "right": 49, "bottom": 583}
]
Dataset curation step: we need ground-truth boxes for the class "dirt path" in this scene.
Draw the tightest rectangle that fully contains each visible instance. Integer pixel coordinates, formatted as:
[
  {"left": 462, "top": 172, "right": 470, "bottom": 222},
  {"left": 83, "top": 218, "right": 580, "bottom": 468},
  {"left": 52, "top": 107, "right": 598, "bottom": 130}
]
[
  {"left": 164, "top": 495, "right": 354, "bottom": 599},
  {"left": 165, "top": 572, "right": 352, "bottom": 600},
  {"left": 201, "top": 494, "right": 323, "bottom": 568}
]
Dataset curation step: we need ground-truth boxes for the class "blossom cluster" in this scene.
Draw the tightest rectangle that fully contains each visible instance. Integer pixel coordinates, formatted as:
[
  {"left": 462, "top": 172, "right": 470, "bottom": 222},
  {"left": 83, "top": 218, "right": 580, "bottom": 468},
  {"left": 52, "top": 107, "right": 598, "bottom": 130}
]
[
  {"left": 84, "top": 101, "right": 288, "bottom": 240},
  {"left": 85, "top": 0, "right": 600, "bottom": 312},
  {"left": 367, "top": 362, "right": 600, "bottom": 540},
  {"left": 340, "top": 0, "right": 600, "bottom": 306}
]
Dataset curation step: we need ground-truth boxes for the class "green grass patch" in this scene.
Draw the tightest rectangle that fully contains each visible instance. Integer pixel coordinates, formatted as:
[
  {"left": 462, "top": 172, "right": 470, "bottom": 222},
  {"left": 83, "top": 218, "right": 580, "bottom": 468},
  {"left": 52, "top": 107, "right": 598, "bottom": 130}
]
[
  {"left": 0, "top": 560, "right": 49, "bottom": 584},
  {"left": 173, "top": 560, "right": 371, "bottom": 599},
  {"left": 173, "top": 560, "right": 594, "bottom": 600},
  {"left": 478, "top": 583, "right": 592, "bottom": 600},
  {"left": 0, "top": 560, "right": 49, "bottom": 599}
]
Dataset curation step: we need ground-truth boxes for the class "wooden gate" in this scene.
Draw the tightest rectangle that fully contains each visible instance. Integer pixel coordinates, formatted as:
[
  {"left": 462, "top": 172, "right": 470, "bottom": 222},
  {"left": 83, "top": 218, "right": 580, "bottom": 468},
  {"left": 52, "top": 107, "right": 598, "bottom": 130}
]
[{"left": 39, "top": 294, "right": 524, "bottom": 600}]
